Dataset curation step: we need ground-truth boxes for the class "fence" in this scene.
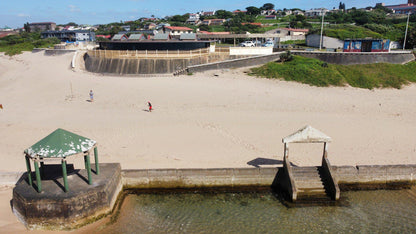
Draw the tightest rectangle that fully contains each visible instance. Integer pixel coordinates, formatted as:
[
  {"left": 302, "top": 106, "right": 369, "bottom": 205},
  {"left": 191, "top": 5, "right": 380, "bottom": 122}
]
[{"left": 88, "top": 48, "right": 216, "bottom": 59}]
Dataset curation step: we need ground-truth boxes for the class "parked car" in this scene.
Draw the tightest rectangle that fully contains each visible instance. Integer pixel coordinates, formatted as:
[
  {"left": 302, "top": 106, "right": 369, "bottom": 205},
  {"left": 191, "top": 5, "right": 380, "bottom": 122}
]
[
  {"left": 239, "top": 41, "right": 255, "bottom": 47},
  {"left": 262, "top": 41, "right": 274, "bottom": 47}
]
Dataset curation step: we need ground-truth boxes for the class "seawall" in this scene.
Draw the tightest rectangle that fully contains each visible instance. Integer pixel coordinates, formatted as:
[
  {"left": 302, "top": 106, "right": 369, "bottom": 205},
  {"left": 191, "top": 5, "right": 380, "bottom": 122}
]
[
  {"left": 292, "top": 51, "right": 415, "bottom": 65},
  {"left": 186, "top": 53, "right": 283, "bottom": 74},
  {"left": 84, "top": 51, "right": 247, "bottom": 74}
]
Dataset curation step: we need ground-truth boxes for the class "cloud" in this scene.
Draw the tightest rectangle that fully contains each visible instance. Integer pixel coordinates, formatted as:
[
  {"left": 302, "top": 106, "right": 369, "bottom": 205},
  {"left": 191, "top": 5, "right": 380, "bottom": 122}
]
[
  {"left": 68, "top": 5, "right": 80, "bottom": 12},
  {"left": 17, "top": 13, "right": 30, "bottom": 17}
]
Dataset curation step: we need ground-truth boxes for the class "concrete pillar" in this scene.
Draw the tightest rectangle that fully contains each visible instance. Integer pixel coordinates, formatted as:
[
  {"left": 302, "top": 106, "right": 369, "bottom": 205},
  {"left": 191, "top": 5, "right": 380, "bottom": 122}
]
[
  {"left": 94, "top": 147, "right": 99, "bottom": 175},
  {"left": 84, "top": 154, "right": 92, "bottom": 185},
  {"left": 34, "top": 160, "right": 42, "bottom": 193},
  {"left": 62, "top": 159, "right": 68, "bottom": 192},
  {"left": 25, "top": 155, "right": 32, "bottom": 186}
]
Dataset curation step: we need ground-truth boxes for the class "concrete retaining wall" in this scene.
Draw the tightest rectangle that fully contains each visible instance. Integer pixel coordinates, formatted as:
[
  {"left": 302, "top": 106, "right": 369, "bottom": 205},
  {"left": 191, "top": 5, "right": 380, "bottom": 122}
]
[
  {"left": 292, "top": 51, "right": 415, "bottom": 65},
  {"left": 43, "top": 49, "right": 76, "bottom": 56},
  {"left": 122, "top": 165, "right": 416, "bottom": 190},
  {"left": 122, "top": 168, "right": 278, "bottom": 189},
  {"left": 187, "top": 53, "right": 282, "bottom": 73},
  {"left": 84, "top": 52, "right": 249, "bottom": 74}
]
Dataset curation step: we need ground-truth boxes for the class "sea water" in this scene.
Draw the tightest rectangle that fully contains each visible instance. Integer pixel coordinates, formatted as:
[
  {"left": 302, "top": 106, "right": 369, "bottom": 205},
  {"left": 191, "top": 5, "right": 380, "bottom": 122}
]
[{"left": 99, "top": 187, "right": 416, "bottom": 233}]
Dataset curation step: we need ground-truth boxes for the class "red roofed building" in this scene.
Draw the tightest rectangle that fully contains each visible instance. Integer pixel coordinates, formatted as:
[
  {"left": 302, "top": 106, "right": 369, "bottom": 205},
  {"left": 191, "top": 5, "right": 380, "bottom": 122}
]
[
  {"left": 164, "top": 26, "right": 193, "bottom": 36},
  {"left": 198, "top": 31, "right": 230, "bottom": 35},
  {"left": 233, "top": 10, "right": 247, "bottom": 15}
]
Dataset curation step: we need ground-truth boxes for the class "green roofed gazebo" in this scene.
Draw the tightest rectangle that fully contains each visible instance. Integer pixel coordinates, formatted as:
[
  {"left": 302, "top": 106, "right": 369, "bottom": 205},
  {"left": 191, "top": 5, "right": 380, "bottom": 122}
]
[{"left": 24, "top": 128, "right": 99, "bottom": 193}]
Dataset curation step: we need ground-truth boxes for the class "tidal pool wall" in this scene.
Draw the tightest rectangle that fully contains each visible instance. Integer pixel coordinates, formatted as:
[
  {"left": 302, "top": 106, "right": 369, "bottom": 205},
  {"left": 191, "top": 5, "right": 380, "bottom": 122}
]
[{"left": 122, "top": 165, "right": 416, "bottom": 190}]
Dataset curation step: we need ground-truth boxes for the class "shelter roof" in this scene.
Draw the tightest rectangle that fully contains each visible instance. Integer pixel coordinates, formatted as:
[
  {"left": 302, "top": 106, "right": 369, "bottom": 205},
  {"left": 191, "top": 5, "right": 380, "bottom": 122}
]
[
  {"left": 112, "top": 34, "right": 128, "bottom": 40},
  {"left": 282, "top": 125, "right": 331, "bottom": 143},
  {"left": 128, "top": 33, "right": 145, "bottom": 40},
  {"left": 25, "top": 128, "right": 96, "bottom": 159},
  {"left": 180, "top": 33, "right": 197, "bottom": 40},
  {"left": 153, "top": 33, "right": 171, "bottom": 40}
]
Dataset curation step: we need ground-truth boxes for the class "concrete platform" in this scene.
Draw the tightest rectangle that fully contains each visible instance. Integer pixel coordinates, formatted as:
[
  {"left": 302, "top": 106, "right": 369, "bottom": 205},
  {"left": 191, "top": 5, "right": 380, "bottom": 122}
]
[{"left": 12, "top": 163, "right": 122, "bottom": 230}]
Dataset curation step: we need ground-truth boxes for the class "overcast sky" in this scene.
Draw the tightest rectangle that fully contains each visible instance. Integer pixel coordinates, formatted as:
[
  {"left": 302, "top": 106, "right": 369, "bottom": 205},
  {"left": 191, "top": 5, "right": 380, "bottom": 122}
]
[{"left": 0, "top": 0, "right": 405, "bottom": 28}]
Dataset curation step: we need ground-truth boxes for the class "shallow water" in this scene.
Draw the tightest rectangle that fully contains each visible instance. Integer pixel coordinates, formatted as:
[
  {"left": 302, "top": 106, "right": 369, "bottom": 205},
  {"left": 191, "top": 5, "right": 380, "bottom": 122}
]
[{"left": 99, "top": 187, "right": 416, "bottom": 233}]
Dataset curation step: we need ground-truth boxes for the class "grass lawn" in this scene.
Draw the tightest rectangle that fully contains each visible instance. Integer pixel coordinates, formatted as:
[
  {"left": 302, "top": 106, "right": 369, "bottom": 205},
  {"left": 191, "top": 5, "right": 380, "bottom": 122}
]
[{"left": 249, "top": 55, "right": 416, "bottom": 89}]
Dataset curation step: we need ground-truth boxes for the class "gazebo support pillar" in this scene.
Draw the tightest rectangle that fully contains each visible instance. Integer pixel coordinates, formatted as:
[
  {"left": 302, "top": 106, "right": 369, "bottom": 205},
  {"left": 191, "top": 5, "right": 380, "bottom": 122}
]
[
  {"left": 94, "top": 147, "right": 99, "bottom": 175},
  {"left": 84, "top": 154, "right": 92, "bottom": 185},
  {"left": 34, "top": 160, "right": 42, "bottom": 193},
  {"left": 62, "top": 159, "right": 69, "bottom": 192},
  {"left": 25, "top": 155, "right": 32, "bottom": 186}
]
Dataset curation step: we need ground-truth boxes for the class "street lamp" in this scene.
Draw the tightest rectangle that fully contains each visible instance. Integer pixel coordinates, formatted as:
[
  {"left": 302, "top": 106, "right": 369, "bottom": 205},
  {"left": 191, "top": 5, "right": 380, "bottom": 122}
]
[
  {"left": 403, "top": 11, "right": 410, "bottom": 50},
  {"left": 319, "top": 9, "right": 325, "bottom": 50}
]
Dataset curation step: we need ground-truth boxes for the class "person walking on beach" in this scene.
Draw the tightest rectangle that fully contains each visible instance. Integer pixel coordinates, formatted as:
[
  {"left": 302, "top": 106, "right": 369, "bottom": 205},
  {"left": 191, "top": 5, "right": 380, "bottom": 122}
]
[
  {"left": 89, "top": 90, "right": 94, "bottom": 102},
  {"left": 148, "top": 101, "right": 152, "bottom": 112}
]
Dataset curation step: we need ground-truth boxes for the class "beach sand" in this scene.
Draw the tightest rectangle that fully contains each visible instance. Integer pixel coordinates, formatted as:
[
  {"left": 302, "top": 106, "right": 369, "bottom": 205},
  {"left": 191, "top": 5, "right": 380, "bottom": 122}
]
[{"left": 1, "top": 51, "right": 415, "bottom": 232}]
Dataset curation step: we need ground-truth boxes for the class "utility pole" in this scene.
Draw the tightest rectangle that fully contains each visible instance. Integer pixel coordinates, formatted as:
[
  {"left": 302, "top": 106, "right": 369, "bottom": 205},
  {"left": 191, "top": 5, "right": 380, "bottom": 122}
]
[
  {"left": 319, "top": 9, "right": 325, "bottom": 50},
  {"left": 403, "top": 11, "right": 410, "bottom": 50}
]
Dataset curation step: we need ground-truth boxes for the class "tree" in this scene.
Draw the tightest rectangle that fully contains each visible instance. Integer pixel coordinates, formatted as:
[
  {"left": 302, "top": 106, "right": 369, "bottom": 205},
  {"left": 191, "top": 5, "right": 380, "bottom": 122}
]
[
  {"left": 215, "top": 10, "right": 233, "bottom": 19},
  {"left": 261, "top": 3, "right": 275, "bottom": 10},
  {"left": 246, "top": 6, "right": 261, "bottom": 16},
  {"left": 24, "top": 22, "right": 31, "bottom": 33},
  {"left": 339, "top": 2, "right": 346, "bottom": 11}
]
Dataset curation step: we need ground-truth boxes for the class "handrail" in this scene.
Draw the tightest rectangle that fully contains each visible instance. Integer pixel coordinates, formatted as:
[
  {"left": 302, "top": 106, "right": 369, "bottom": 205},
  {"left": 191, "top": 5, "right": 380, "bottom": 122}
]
[
  {"left": 321, "top": 154, "right": 340, "bottom": 200},
  {"left": 283, "top": 155, "right": 298, "bottom": 202}
]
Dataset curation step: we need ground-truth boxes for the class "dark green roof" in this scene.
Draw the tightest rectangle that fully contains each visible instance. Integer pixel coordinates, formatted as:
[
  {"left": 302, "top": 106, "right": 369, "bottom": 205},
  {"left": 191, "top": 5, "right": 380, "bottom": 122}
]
[{"left": 25, "top": 128, "right": 96, "bottom": 158}]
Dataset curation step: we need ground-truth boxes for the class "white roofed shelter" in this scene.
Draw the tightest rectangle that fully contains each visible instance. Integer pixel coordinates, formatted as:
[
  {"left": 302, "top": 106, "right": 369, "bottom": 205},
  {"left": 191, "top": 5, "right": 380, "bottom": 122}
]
[{"left": 282, "top": 125, "right": 332, "bottom": 159}]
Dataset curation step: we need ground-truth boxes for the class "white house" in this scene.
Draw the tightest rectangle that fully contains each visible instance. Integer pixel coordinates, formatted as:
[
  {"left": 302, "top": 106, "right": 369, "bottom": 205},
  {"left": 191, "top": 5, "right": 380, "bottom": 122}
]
[
  {"left": 164, "top": 26, "right": 193, "bottom": 36},
  {"left": 305, "top": 8, "right": 329, "bottom": 17}
]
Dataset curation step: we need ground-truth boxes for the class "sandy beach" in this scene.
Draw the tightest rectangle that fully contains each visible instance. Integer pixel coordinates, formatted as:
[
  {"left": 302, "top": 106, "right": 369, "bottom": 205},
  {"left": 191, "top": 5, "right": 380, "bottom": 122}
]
[{"left": 1, "top": 51, "right": 416, "bottom": 232}]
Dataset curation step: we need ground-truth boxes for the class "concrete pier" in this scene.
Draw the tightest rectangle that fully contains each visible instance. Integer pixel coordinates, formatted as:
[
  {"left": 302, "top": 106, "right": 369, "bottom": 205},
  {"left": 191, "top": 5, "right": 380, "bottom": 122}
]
[{"left": 12, "top": 163, "right": 122, "bottom": 230}]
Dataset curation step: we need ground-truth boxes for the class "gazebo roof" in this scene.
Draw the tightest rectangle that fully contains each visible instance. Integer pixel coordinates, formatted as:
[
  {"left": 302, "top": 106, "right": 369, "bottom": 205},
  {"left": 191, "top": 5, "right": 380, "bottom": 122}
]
[
  {"left": 282, "top": 125, "right": 331, "bottom": 143},
  {"left": 25, "top": 128, "right": 96, "bottom": 159}
]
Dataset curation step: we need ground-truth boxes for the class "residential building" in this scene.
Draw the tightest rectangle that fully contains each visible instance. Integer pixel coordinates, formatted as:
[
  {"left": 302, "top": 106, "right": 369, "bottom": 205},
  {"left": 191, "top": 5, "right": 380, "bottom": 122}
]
[
  {"left": 186, "top": 13, "right": 201, "bottom": 25},
  {"left": 261, "top": 9, "right": 276, "bottom": 15},
  {"left": 144, "top": 23, "right": 157, "bottom": 30},
  {"left": 233, "top": 10, "right": 247, "bottom": 15},
  {"left": 41, "top": 30, "right": 95, "bottom": 42},
  {"left": 201, "top": 19, "right": 226, "bottom": 26},
  {"left": 121, "top": 25, "right": 131, "bottom": 31},
  {"left": 199, "top": 11, "right": 216, "bottom": 16},
  {"left": 305, "top": 8, "right": 329, "bottom": 17},
  {"left": 164, "top": 26, "right": 193, "bottom": 36},
  {"left": 276, "top": 28, "right": 309, "bottom": 36},
  {"left": 29, "top": 22, "right": 56, "bottom": 32},
  {"left": 293, "top": 10, "right": 305, "bottom": 15}
]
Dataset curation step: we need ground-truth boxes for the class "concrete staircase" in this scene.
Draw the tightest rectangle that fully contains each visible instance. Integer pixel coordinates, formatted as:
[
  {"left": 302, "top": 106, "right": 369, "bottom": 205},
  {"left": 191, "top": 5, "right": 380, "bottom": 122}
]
[{"left": 292, "top": 166, "right": 329, "bottom": 200}]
